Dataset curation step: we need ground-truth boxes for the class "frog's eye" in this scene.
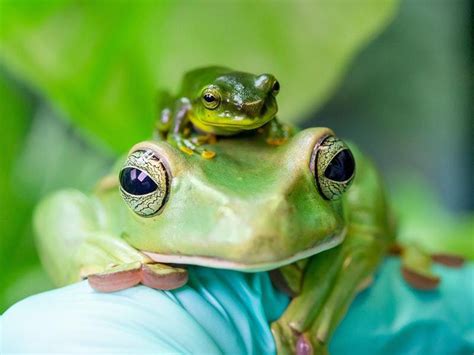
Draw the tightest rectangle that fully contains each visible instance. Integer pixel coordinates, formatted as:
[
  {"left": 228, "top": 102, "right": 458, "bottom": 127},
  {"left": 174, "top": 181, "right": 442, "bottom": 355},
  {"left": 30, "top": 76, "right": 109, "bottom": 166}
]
[
  {"left": 201, "top": 86, "right": 221, "bottom": 110},
  {"left": 311, "top": 135, "right": 355, "bottom": 200},
  {"left": 272, "top": 80, "right": 280, "bottom": 96},
  {"left": 119, "top": 150, "right": 170, "bottom": 217}
]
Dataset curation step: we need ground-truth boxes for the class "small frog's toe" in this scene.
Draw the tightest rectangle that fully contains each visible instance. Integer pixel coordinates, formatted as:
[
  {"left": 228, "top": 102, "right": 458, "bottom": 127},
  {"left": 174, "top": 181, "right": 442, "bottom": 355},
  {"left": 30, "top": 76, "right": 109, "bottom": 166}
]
[
  {"left": 265, "top": 121, "right": 292, "bottom": 146},
  {"left": 266, "top": 136, "right": 289, "bottom": 146},
  {"left": 178, "top": 145, "right": 194, "bottom": 155},
  {"left": 191, "top": 133, "right": 217, "bottom": 145},
  {"left": 173, "top": 136, "right": 217, "bottom": 159},
  {"left": 201, "top": 149, "right": 216, "bottom": 159},
  {"left": 141, "top": 263, "right": 188, "bottom": 290},
  {"left": 401, "top": 266, "right": 440, "bottom": 290},
  {"left": 432, "top": 253, "right": 465, "bottom": 268},
  {"left": 88, "top": 261, "right": 142, "bottom": 292}
]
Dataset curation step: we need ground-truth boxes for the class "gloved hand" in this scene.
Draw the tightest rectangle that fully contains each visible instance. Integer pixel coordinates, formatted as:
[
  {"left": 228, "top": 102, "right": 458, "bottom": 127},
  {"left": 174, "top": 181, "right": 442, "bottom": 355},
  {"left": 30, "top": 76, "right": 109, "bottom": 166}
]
[{"left": 1, "top": 258, "right": 473, "bottom": 354}]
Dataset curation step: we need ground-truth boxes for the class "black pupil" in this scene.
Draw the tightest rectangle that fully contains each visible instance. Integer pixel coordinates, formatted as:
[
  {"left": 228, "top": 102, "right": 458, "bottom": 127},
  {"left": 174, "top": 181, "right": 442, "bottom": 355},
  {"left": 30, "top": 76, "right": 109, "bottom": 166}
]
[
  {"left": 324, "top": 149, "right": 355, "bottom": 182},
  {"left": 204, "top": 93, "right": 215, "bottom": 102},
  {"left": 273, "top": 81, "right": 280, "bottom": 92},
  {"left": 120, "top": 167, "right": 158, "bottom": 195}
]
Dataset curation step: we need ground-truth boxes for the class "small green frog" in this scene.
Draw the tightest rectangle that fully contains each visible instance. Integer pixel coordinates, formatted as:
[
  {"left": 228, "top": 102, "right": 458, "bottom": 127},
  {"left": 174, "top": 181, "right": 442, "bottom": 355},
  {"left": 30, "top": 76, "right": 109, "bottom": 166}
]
[{"left": 156, "top": 66, "right": 290, "bottom": 158}]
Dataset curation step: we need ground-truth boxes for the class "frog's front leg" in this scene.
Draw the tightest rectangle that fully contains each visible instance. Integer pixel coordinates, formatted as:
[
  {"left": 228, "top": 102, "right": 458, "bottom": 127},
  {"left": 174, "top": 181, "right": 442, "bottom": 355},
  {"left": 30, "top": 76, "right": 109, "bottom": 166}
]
[
  {"left": 34, "top": 189, "right": 188, "bottom": 293},
  {"left": 168, "top": 98, "right": 216, "bottom": 159},
  {"left": 79, "top": 232, "right": 188, "bottom": 292},
  {"left": 272, "top": 228, "right": 387, "bottom": 354},
  {"left": 264, "top": 118, "right": 292, "bottom": 146}
]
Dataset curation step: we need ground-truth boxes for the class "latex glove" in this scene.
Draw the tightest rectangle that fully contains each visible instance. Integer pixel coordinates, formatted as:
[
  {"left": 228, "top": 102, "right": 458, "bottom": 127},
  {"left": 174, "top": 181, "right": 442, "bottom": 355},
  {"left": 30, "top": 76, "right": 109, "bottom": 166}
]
[{"left": 1, "top": 258, "right": 473, "bottom": 354}]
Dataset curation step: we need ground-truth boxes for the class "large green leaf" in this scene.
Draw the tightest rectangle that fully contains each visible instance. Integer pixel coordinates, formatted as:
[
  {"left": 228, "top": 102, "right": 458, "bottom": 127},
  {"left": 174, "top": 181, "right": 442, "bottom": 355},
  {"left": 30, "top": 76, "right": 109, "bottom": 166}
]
[{"left": 0, "top": 0, "right": 398, "bottom": 152}]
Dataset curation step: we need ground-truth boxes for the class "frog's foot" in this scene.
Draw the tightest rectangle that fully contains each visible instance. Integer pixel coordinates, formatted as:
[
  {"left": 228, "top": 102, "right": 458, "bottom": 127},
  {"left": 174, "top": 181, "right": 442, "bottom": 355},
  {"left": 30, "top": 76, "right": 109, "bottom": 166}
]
[
  {"left": 190, "top": 133, "right": 217, "bottom": 145},
  {"left": 399, "top": 244, "right": 465, "bottom": 290},
  {"left": 88, "top": 262, "right": 188, "bottom": 292},
  {"left": 265, "top": 120, "right": 292, "bottom": 146},
  {"left": 170, "top": 134, "right": 216, "bottom": 159}
]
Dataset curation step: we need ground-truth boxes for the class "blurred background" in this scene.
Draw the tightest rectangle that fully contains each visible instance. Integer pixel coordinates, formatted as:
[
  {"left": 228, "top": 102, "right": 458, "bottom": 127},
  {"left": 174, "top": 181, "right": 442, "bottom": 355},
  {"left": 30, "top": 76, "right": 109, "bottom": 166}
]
[{"left": 0, "top": 0, "right": 472, "bottom": 313}]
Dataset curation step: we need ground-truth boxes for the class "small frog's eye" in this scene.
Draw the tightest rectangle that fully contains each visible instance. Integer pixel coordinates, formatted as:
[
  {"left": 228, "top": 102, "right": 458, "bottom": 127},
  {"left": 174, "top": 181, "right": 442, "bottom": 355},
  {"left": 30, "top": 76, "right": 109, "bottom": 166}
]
[
  {"left": 311, "top": 135, "right": 355, "bottom": 200},
  {"left": 119, "top": 150, "right": 170, "bottom": 217},
  {"left": 272, "top": 80, "right": 280, "bottom": 96},
  {"left": 201, "top": 86, "right": 221, "bottom": 110}
]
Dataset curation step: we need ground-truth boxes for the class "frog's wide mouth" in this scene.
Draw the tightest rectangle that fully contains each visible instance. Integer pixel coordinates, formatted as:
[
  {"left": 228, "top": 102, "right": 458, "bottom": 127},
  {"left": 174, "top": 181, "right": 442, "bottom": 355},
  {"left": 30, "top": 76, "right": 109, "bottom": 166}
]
[
  {"left": 199, "top": 97, "right": 278, "bottom": 129},
  {"left": 142, "top": 229, "right": 345, "bottom": 272}
]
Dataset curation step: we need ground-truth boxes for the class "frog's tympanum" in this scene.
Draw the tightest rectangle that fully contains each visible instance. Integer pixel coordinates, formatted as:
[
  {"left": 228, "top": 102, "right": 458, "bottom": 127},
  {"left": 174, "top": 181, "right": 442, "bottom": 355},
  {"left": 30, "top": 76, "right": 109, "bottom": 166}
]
[
  {"left": 156, "top": 66, "right": 290, "bottom": 158},
  {"left": 34, "top": 68, "right": 447, "bottom": 353}
]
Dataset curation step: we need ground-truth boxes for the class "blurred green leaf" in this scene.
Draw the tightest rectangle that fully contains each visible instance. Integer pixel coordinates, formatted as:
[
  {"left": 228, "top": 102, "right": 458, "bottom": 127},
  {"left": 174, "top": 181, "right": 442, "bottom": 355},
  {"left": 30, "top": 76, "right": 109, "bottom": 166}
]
[
  {"left": 0, "top": 95, "right": 114, "bottom": 313},
  {"left": 0, "top": 0, "right": 398, "bottom": 152},
  {"left": 390, "top": 175, "right": 474, "bottom": 260},
  {"left": 0, "top": 71, "right": 38, "bottom": 312}
]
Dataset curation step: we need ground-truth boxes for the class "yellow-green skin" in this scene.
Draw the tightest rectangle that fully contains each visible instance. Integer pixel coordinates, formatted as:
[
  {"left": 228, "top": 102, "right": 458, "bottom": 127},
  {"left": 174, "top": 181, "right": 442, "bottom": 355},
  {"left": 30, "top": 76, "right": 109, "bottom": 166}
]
[
  {"left": 156, "top": 66, "right": 288, "bottom": 156},
  {"left": 34, "top": 128, "right": 394, "bottom": 353}
]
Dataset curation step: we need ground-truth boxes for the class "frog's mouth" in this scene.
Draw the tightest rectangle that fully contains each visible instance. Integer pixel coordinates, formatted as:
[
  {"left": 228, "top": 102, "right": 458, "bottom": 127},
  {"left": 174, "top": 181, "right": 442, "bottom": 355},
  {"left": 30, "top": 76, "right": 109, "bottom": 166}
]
[
  {"left": 200, "top": 96, "right": 277, "bottom": 129},
  {"left": 142, "top": 229, "right": 345, "bottom": 272}
]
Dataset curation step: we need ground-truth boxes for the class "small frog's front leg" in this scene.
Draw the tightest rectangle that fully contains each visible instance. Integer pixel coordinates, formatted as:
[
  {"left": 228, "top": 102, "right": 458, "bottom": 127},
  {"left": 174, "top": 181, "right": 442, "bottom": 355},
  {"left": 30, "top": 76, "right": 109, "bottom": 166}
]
[
  {"left": 272, "top": 228, "right": 387, "bottom": 354},
  {"left": 167, "top": 98, "right": 216, "bottom": 159},
  {"left": 264, "top": 118, "right": 292, "bottom": 146}
]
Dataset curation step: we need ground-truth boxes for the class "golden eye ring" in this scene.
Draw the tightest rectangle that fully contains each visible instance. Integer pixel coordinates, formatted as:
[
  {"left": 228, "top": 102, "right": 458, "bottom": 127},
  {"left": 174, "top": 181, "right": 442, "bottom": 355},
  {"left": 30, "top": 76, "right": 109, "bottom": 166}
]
[{"left": 201, "top": 86, "right": 221, "bottom": 110}]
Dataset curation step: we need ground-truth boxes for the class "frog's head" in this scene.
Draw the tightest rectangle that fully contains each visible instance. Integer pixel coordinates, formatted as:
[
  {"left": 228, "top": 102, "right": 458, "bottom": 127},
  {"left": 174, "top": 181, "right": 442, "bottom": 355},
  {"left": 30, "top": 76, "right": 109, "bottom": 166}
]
[
  {"left": 116, "top": 128, "right": 356, "bottom": 272},
  {"left": 183, "top": 66, "right": 279, "bottom": 130}
]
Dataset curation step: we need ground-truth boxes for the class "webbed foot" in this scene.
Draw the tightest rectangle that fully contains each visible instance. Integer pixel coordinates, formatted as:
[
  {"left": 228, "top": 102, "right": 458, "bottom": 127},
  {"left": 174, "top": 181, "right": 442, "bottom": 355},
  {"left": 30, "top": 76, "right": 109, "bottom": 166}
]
[
  {"left": 88, "top": 262, "right": 188, "bottom": 292},
  {"left": 170, "top": 133, "right": 216, "bottom": 159},
  {"left": 397, "top": 243, "right": 465, "bottom": 290}
]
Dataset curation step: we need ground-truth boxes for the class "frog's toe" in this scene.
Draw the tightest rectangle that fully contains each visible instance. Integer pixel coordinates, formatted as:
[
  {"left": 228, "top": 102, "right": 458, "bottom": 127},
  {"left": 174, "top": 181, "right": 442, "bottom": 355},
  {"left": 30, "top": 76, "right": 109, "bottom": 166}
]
[
  {"left": 200, "top": 149, "right": 216, "bottom": 159},
  {"left": 141, "top": 263, "right": 188, "bottom": 290},
  {"left": 266, "top": 136, "right": 289, "bottom": 146},
  {"left": 399, "top": 244, "right": 442, "bottom": 290},
  {"left": 432, "top": 253, "right": 465, "bottom": 268},
  {"left": 296, "top": 334, "right": 313, "bottom": 355},
  {"left": 191, "top": 133, "right": 217, "bottom": 146},
  {"left": 174, "top": 136, "right": 217, "bottom": 159},
  {"left": 296, "top": 333, "right": 329, "bottom": 355},
  {"left": 401, "top": 266, "right": 440, "bottom": 290},
  {"left": 88, "top": 262, "right": 188, "bottom": 292},
  {"left": 88, "top": 262, "right": 142, "bottom": 292}
]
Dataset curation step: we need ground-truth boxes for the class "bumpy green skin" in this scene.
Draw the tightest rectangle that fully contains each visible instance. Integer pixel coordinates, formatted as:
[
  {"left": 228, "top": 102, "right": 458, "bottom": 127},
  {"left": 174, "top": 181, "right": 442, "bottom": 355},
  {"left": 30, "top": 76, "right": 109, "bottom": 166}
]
[
  {"left": 156, "top": 66, "right": 289, "bottom": 156},
  {"left": 34, "top": 126, "right": 394, "bottom": 353}
]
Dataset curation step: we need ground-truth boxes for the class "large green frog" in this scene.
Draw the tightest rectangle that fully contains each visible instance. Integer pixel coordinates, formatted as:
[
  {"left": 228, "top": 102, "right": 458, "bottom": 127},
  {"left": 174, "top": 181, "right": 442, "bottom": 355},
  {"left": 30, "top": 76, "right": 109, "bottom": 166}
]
[
  {"left": 34, "top": 68, "right": 397, "bottom": 353},
  {"left": 156, "top": 66, "right": 290, "bottom": 158}
]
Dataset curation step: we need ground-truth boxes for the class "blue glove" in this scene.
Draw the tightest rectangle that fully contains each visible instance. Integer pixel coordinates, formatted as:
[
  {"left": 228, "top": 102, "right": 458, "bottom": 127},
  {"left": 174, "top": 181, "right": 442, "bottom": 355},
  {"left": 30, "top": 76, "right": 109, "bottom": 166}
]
[{"left": 1, "top": 258, "right": 473, "bottom": 354}]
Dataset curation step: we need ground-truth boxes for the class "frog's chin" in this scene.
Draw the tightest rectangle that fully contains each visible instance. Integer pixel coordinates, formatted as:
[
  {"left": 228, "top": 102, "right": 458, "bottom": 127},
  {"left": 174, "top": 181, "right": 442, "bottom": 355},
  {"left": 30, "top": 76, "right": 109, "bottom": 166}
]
[
  {"left": 200, "top": 113, "right": 276, "bottom": 130},
  {"left": 142, "top": 229, "right": 345, "bottom": 273}
]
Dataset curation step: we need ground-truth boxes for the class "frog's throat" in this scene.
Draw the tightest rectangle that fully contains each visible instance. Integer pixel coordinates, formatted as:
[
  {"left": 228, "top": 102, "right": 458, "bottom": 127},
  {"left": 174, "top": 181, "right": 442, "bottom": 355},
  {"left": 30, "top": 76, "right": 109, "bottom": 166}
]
[{"left": 142, "top": 228, "right": 346, "bottom": 272}]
